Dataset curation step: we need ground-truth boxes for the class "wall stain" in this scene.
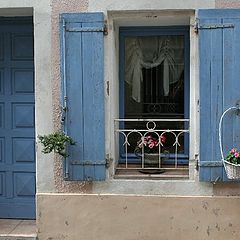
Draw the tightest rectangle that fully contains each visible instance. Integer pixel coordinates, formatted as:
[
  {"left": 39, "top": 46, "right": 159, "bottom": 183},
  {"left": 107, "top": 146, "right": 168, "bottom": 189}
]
[
  {"left": 212, "top": 208, "right": 220, "bottom": 216},
  {"left": 207, "top": 226, "right": 210, "bottom": 236},
  {"left": 202, "top": 201, "right": 209, "bottom": 210}
]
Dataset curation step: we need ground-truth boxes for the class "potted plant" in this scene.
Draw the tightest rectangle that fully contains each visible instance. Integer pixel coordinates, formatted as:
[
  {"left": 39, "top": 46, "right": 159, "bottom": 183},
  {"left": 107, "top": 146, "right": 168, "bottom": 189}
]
[
  {"left": 38, "top": 131, "right": 75, "bottom": 158},
  {"left": 224, "top": 148, "right": 240, "bottom": 179},
  {"left": 135, "top": 133, "right": 166, "bottom": 167}
]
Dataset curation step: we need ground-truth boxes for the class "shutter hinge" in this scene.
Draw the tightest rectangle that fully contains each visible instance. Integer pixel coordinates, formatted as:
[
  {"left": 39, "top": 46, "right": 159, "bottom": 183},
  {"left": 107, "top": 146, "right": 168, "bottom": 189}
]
[
  {"left": 199, "top": 161, "right": 223, "bottom": 167},
  {"left": 106, "top": 154, "right": 112, "bottom": 168},
  {"left": 71, "top": 160, "right": 106, "bottom": 165},
  {"left": 103, "top": 22, "right": 108, "bottom": 36},
  {"left": 107, "top": 81, "right": 110, "bottom": 96},
  {"left": 193, "top": 18, "right": 199, "bottom": 34},
  {"left": 193, "top": 18, "right": 234, "bottom": 33}
]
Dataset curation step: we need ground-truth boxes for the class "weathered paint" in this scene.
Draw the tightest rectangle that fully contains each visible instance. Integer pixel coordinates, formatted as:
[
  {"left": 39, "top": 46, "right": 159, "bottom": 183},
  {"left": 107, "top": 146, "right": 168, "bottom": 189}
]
[
  {"left": 60, "top": 12, "right": 106, "bottom": 181},
  {"left": 37, "top": 194, "right": 240, "bottom": 240}
]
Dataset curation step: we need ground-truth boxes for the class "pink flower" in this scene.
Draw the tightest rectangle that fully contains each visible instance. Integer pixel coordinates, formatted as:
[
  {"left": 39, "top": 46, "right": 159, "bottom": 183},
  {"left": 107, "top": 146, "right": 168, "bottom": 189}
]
[
  {"left": 234, "top": 152, "right": 239, "bottom": 158},
  {"left": 148, "top": 142, "right": 155, "bottom": 148},
  {"left": 230, "top": 148, "right": 236, "bottom": 154},
  {"left": 137, "top": 134, "right": 167, "bottom": 152},
  {"left": 160, "top": 135, "right": 166, "bottom": 143}
]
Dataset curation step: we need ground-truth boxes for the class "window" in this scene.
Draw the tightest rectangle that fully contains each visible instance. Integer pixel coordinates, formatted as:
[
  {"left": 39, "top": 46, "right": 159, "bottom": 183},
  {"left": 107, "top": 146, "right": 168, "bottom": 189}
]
[{"left": 115, "top": 26, "right": 190, "bottom": 179}]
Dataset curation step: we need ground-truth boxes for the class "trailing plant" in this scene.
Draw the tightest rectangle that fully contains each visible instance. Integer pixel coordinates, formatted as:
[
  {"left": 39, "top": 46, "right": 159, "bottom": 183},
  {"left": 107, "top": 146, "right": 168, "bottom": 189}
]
[{"left": 38, "top": 131, "right": 75, "bottom": 158}]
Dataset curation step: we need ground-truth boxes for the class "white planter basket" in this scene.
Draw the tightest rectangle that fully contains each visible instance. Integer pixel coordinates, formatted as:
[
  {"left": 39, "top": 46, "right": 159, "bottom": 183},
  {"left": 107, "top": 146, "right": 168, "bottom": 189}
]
[
  {"left": 223, "top": 160, "right": 240, "bottom": 180},
  {"left": 219, "top": 106, "right": 240, "bottom": 180}
]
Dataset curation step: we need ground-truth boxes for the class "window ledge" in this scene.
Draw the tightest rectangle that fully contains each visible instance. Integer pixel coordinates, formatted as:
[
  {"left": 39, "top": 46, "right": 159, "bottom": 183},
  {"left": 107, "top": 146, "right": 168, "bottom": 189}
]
[{"left": 115, "top": 165, "right": 189, "bottom": 180}]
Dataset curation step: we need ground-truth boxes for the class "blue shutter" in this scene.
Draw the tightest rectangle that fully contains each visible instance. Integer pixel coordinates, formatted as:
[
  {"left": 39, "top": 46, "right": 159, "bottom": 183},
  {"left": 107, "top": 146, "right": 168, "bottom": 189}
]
[
  {"left": 199, "top": 9, "right": 240, "bottom": 182},
  {"left": 60, "top": 13, "right": 105, "bottom": 181}
]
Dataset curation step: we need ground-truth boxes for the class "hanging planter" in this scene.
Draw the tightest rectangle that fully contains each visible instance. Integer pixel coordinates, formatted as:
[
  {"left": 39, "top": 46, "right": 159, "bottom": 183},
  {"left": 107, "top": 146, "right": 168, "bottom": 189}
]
[
  {"left": 223, "top": 161, "right": 240, "bottom": 180},
  {"left": 223, "top": 148, "right": 240, "bottom": 179},
  {"left": 219, "top": 106, "right": 240, "bottom": 180}
]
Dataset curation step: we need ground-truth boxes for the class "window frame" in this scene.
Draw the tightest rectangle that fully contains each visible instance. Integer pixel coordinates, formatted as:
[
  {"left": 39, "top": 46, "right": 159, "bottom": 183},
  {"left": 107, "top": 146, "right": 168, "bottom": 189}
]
[{"left": 118, "top": 26, "right": 190, "bottom": 164}]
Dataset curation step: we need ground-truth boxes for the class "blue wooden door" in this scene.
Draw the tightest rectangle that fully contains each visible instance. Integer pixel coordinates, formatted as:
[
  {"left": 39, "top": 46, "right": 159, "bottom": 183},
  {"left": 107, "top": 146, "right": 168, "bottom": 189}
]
[{"left": 0, "top": 18, "right": 35, "bottom": 218}]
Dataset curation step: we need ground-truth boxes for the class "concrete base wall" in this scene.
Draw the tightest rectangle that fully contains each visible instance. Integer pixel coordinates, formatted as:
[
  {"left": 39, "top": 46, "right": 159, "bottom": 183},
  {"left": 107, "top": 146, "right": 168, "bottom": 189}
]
[{"left": 37, "top": 194, "right": 240, "bottom": 240}]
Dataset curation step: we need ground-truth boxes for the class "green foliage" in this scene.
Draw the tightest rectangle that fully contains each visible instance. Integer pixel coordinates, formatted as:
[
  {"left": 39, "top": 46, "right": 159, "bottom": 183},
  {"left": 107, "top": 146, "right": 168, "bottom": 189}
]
[{"left": 38, "top": 131, "right": 75, "bottom": 158}]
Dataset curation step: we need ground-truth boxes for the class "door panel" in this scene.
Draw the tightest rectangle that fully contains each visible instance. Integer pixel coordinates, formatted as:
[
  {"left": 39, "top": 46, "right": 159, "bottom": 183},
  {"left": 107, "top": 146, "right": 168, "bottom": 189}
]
[{"left": 0, "top": 18, "right": 35, "bottom": 219}]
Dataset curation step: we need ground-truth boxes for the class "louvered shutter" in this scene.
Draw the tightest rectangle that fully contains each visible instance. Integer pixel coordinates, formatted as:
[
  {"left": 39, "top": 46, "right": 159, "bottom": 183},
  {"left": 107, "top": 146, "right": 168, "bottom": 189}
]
[
  {"left": 60, "top": 13, "right": 105, "bottom": 181},
  {"left": 199, "top": 9, "right": 240, "bottom": 181}
]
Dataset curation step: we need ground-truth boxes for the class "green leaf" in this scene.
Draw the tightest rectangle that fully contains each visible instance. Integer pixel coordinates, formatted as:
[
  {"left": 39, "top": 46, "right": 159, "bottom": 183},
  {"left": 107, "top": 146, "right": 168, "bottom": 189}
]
[{"left": 38, "top": 131, "right": 76, "bottom": 157}]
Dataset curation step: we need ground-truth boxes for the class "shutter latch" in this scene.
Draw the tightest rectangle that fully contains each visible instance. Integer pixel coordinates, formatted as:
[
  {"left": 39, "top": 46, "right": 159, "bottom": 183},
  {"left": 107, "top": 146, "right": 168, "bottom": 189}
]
[
  {"left": 61, "top": 96, "right": 68, "bottom": 123},
  {"left": 103, "top": 23, "right": 108, "bottom": 36},
  {"left": 195, "top": 154, "right": 199, "bottom": 171}
]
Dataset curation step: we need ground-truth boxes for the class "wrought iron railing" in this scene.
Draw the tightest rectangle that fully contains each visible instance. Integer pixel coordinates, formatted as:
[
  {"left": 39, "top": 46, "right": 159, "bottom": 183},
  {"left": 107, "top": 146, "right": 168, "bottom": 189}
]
[{"left": 114, "top": 119, "right": 190, "bottom": 171}]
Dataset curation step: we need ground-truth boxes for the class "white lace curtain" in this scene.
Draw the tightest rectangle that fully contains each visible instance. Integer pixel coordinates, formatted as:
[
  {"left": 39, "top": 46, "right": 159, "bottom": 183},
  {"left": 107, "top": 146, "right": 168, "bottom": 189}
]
[{"left": 125, "top": 36, "right": 184, "bottom": 102}]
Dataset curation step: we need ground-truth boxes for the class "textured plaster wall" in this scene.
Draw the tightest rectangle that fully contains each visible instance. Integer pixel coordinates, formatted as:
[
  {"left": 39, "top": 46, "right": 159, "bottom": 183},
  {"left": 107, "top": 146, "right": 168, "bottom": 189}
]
[
  {"left": 216, "top": 0, "right": 240, "bottom": 8},
  {"left": 37, "top": 194, "right": 240, "bottom": 240}
]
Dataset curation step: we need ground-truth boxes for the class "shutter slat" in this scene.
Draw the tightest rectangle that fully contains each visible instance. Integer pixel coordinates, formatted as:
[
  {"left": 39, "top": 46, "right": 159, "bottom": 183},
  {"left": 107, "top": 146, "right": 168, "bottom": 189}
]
[
  {"left": 199, "top": 9, "right": 240, "bottom": 182},
  {"left": 60, "top": 13, "right": 105, "bottom": 181}
]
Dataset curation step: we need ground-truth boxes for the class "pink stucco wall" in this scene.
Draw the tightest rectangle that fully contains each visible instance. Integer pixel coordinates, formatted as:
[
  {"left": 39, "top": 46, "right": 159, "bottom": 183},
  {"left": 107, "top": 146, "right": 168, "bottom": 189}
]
[{"left": 216, "top": 0, "right": 240, "bottom": 8}]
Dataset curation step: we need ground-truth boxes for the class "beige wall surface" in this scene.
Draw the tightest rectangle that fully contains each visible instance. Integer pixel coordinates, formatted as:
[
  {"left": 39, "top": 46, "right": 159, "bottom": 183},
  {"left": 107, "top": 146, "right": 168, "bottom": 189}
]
[
  {"left": 1, "top": 0, "right": 240, "bottom": 196},
  {"left": 37, "top": 194, "right": 240, "bottom": 240},
  {"left": 88, "top": 0, "right": 215, "bottom": 12}
]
